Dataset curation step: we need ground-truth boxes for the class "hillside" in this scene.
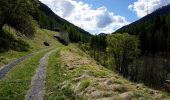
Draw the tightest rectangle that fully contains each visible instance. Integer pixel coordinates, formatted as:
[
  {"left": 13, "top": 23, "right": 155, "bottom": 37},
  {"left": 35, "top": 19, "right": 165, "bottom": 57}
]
[
  {"left": 110, "top": 4, "right": 170, "bottom": 88},
  {"left": 0, "top": 27, "right": 170, "bottom": 99},
  {"left": 0, "top": 0, "right": 91, "bottom": 66},
  {"left": 58, "top": 45, "right": 170, "bottom": 99},
  {"left": 0, "top": 0, "right": 170, "bottom": 99},
  {"left": 33, "top": 1, "right": 92, "bottom": 43},
  {"left": 0, "top": 24, "right": 60, "bottom": 67},
  {"left": 116, "top": 4, "right": 170, "bottom": 54},
  {"left": 37, "top": 2, "right": 91, "bottom": 37}
]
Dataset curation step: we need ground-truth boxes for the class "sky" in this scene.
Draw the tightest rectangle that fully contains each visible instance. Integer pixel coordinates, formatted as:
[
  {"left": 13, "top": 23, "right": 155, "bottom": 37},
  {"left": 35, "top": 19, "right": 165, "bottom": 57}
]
[{"left": 39, "top": 0, "right": 170, "bottom": 34}]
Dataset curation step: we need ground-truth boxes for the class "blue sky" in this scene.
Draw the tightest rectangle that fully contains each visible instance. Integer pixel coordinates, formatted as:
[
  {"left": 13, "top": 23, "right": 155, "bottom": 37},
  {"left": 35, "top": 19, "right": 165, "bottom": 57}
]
[
  {"left": 40, "top": 0, "right": 170, "bottom": 34},
  {"left": 78, "top": 0, "right": 138, "bottom": 22}
]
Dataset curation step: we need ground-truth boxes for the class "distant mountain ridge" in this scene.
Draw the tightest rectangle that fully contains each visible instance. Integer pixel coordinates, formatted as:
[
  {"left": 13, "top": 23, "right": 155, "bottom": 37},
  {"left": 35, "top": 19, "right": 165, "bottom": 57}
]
[
  {"left": 115, "top": 4, "right": 170, "bottom": 54},
  {"left": 116, "top": 4, "right": 170, "bottom": 32},
  {"left": 37, "top": 1, "right": 91, "bottom": 37}
]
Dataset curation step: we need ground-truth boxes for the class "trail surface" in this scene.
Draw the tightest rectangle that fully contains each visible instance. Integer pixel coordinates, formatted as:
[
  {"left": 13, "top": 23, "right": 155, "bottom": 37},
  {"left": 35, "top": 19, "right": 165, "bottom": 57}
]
[
  {"left": 25, "top": 49, "right": 56, "bottom": 100},
  {"left": 0, "top": 48, "right": 51, "bottom": 80},
  {"left": 0, "top": 53, "right": 34, "bottom": 79}
]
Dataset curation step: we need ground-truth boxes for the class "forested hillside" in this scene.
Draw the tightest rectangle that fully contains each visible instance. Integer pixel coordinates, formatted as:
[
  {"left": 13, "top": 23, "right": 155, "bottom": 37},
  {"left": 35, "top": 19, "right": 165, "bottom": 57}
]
[
  {"left": 33, "top": 1, "right": 92, "bottom": 43},
  {"left": 0, "top": 0, "right": 170, "bottom": 99},
  {"left": 112, "top": 4, "right": 170, "bottom": 88},
  {"left": 79, "top": 4, "right": 170, "bottom": 89},
  {"left": 116, "top": 4, "right": 170, "bottom": 54},
  {"left": 0, "top": 0, "right": 91, "bottom": 51}
]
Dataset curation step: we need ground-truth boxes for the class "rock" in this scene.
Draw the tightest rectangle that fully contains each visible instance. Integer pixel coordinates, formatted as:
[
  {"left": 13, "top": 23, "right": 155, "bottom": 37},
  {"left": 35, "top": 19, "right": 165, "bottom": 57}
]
[
  {"left": 105, "top": 78, "right": 116, "bottom": 85},
  {"left": 88, "top": 90, "right": 114, "bottom": 99},
  {"left": 119, "top": 92, "right": 133, "bottom": 100},
  {"left": 43, "top": 42, "right": 50, "bottom": 46},
  {"left": 136, "top": 84, "right": 143, "bottom": 90},
  {"left": 68, "top": 66, "right": 75, "bottom": 70},
  {"left": 90, "top": 91, "right": 104, "bottom": 98}
]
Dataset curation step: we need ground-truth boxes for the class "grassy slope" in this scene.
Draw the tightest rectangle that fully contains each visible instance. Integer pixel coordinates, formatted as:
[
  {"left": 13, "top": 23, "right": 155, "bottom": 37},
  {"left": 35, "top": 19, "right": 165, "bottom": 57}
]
[
  {"left": 45, "top": 48, "right": 77, "bottom": 100},
  {"left": 0, "top": 23, "right": 61, "bottom": 99},
  {"left": 0, "top": 23, "right": 169, "bottom": 99},
  {"left": 0, "top": 25, "right": 60, "bottom": 67},
  {"left": 0, "top": 48, "right": 51, "bottom": 100},
  {"left": 58, "top": 44, "right": 170, "bottom": 100}
]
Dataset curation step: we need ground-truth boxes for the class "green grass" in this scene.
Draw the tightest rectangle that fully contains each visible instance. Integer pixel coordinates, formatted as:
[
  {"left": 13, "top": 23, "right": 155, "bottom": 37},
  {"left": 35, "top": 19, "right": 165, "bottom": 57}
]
[
  {"left": 45, "top": 48, "right": 77, "bottom": 100},
  {"left": 79, "top": 79, "right": 91, "bottom": 92},
  {"left": 59, "top": 44, "right": 170, "bottom": 100},
  {"left": 0, "top": 25, "right": 60, "bottom": 67},
  {"left": 26, "top": 28, "right": 60, "bottom": 51},
  {"left": 0, "top": 50, "right": 29, "bottom": 67},
  {"left": 0, "top": 49, "right": 50, "bottom": 100}
]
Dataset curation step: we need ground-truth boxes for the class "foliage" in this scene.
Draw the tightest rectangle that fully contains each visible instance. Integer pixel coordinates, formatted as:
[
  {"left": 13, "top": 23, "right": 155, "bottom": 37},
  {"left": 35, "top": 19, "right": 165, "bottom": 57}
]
[
  {"left": 89, "top": 34, "right": 107, "bottom": 64},
  {"left": 107, "top": 33, "right": 140, "bottom": 76},
  {"left": 84, "top": 33, "right": 140, "bottom": 77},
  {"left": 63, "top": 23, "right": 90, "bottom": 43},
  {"left": 129, "top": 55, "right": 169, "bottom": 88},
  {"left": 117, "top": 10, "right": 170, "bottom": 54},
  {"left": 0, "top": 0, "right": 35, "bottom": 37},
  {"left": 115, "top": 5, "right": 170, "bottom": 88},
  {"left": 0, "top": 30, "right": 29, "bottom": 52}
]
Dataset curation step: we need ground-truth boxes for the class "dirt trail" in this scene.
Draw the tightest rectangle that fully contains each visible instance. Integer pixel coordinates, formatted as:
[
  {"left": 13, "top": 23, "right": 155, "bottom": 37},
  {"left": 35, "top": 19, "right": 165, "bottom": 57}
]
[
  {"left": 0, "top": 53, "right": 34, "bottom": 79},
  {"left": 0, "top": 49, "right": 50, "bottom": 80},
  {"left": 25, "top": 49, "right": 56, "bottom": 100}
]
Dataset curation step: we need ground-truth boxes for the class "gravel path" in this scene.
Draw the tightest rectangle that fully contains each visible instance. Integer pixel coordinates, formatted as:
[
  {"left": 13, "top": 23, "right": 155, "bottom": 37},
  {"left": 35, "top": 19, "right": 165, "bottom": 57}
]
[
  {"left": 25, "top": 49, "right": 56, "bottom": 100},
  {"left": 0, "top": 53, "right": 34, "bottom": 79},
  {"left": 0, "top": 48, "right": 51, "bottom": 80},
  {"left": 0, "top": 48, "right": 50, "bottom": 80}
]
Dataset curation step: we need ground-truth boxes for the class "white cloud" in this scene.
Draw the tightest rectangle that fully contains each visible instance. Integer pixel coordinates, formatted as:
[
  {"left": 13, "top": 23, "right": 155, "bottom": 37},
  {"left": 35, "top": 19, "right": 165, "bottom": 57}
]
[
  {"left": 129, "top": 0, "right": 170, "bottom": 18},
  {"left": 53, "top": 0, "right": 75, "bottom": 17},
  {"left": 39, "top": 0, "right": 129, "bottom": 34}
]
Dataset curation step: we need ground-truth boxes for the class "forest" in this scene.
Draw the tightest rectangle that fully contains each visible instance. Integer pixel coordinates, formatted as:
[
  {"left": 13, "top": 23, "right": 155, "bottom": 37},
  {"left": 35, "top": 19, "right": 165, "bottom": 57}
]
[{"left": 79, "top": 5, "right": 170, "bottom": 88}]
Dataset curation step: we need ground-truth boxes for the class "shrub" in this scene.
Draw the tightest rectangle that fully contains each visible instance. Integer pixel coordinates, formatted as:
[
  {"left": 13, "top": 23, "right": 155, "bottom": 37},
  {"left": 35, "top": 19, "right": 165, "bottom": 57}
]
[{"left": 0, "top": 30, "right": 29, "bottom": 52}]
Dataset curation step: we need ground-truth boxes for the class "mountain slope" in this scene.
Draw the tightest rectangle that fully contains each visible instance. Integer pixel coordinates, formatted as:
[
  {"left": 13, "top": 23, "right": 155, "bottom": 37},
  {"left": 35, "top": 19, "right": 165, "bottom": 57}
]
[
  {"left": 34, "top": 1, "right": 91, "bottom": 38},
  {"left": 0, "top": 0, "right": 92, "bottom": 68},
  {"left": 57, "top": 44, "right": 170, "bottom": 99},
  {"left": 0, "top": 25, "right": 60, "bottom": 67},
  {"left": 116, "top": 4, "right": 170, "bottom": 54},
  {"left": 0, "top": 1, "right": 170, "bottom": 99}
]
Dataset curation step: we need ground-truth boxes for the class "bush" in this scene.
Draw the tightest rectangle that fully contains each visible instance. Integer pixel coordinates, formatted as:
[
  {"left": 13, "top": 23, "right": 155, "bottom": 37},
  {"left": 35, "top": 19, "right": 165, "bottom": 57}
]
[
  {"left": 0, "top": 0, "right": 35, "bottom": 37},
  {"left": 0, "top": 30, "right": 30, "bottom": 52}
]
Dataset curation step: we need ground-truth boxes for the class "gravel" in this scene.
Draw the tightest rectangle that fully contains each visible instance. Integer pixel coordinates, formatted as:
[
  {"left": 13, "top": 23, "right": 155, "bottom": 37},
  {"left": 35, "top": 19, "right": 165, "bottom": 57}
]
[
  {"left": 25, "top": 49, "right": 56, "bottom": 100},
  {"left": 0, "top": 53, "right": 34, "bottom": 79}
]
